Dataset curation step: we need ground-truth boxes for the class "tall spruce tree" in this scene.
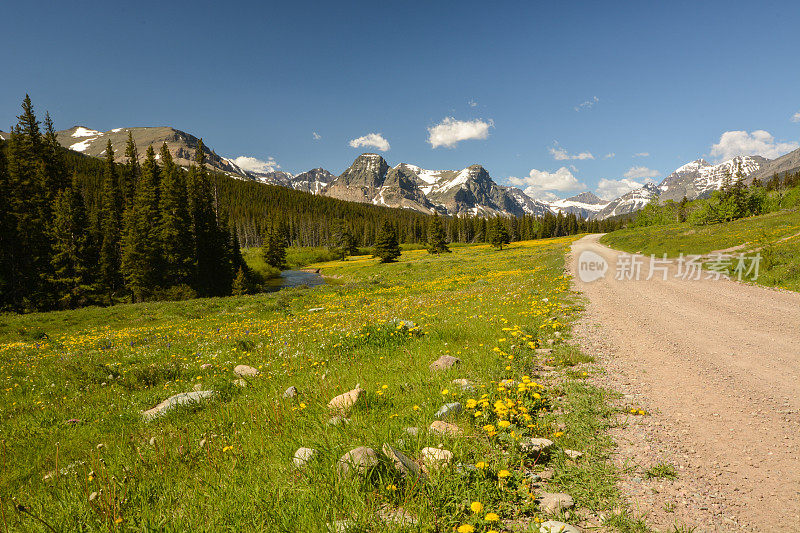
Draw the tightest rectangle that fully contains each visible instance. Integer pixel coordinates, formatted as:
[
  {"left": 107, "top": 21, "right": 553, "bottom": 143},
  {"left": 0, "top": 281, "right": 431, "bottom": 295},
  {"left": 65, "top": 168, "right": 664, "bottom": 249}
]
[
  {"left": 426, "top": 213, "right": 450, "bottom": 254},
  {"left": 329, "top": 219, "right": 358, "bottom": 260},
  {"left": 374, "top": 220, "right": 401, "bottom": 263},
  {"left": 489, "top": 219, "right": 511, "bottom": 250},
  {"left": 121, "top": 145, "right": 162, "bottom": 302},
  {"left": 188, "top": 140, "right": 221, "bottom": 296},
  {"left": 262, "top": 225, "right": 287, "bottom": 269},
  {"left": 50, "top": 177, "right": 96, "bottom": 308},
  {"left": 0, "top": 139, "right": 13, "bottom": 309},
  {"left": 157, "top": 143, "right": 194, "bottom": 287},
  {"left": 98, "top": 140, "right": 123, "bottom": 298},
  {"left": 121, "top": 131, "right": 140, "bottom": 206}
]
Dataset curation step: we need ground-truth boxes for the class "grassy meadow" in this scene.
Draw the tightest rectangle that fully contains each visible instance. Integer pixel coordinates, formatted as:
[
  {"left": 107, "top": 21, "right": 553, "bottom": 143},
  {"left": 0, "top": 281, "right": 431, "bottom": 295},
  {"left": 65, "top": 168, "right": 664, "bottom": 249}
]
[
  {"left": 0, "top": 237, "right": 646, "bottom": 532},
  {"left": 601, "top": 209, "right": 800, "bottom": 291}
]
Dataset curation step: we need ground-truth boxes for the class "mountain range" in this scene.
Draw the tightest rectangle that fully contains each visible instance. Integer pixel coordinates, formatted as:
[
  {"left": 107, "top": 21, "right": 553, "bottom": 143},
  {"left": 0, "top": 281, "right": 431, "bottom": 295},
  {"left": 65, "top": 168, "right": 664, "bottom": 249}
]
[{"left": 4, "top": 124, "right": 799, "bottom": 221}]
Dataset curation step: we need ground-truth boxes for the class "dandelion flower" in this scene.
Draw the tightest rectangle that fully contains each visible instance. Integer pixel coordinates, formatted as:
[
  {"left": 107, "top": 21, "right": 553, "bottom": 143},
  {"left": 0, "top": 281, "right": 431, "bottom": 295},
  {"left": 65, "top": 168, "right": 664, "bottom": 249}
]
[
  {"left": 498, "top": 420, "right": 511, "bottom": 429},
  {"left": 470, "top": 501, "right": 483, "bottom": 513},
  {"left": 457, "top": 526, "right": 475, "bottom": 533},
  {"left": 485, "top": 512, "right": 500, "bottom": 521},
  {"left": 475, "top": 461, "right": 487, "bottom": 469},
  {"left": 497, "top": 470, "right": 510, "bottom": 478}
]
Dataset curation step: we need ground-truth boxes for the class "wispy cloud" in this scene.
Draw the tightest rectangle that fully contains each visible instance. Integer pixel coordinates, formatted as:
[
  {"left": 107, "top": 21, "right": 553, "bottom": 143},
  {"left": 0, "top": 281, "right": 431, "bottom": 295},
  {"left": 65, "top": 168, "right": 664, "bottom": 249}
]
[
  {"left": 549, "top": 142, "right": 594, "bottom": 161},
  {"left": 624, "top": 166, "right": 660, "bottom": 179},
  {"left": 232, "top": 155, "right": 280, "bottom": 174},
  {"left": 710, "top": 130, "right": 798, "bottom": 162},
  {"left": 427, "top": 117, "right": 493, "bottom": 149},
  {"left": 633, "top": 152, "right": 650, "bottom": 158},
  {"left": 604, "top": 152, "right": 615, "bottom": 159},
  {"left": 349, "top": 133, "right": 390, "bottom": 152},
  {"left": 574, "top": 96, "right": 599, "bottom": 112},
  {"left": 507, "top": 167, "right": 586, "bottom": 199},
  {"left": 468, "top": 99, "right": 478, "bottom": 108},
  {"left": 791, "top": 112, "right": 800, "bottom": 123},
  {"left": 312, "top": 132, "right": 321, "bottom": 140}
]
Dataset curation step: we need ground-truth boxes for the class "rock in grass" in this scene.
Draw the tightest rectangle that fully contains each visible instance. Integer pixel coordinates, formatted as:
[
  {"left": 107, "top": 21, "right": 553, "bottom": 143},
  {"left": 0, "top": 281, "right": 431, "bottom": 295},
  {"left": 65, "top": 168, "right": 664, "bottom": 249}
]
[
  {"left": 564, "top": 449, "right": 583, "bottom": 460},
  {"left": 520, "top": 437, "right": 554, "bottom": 456},
  {"left": 141, "top": 390, "right": 214, "bottom": 421},
  {"left": 539, "top": 521, "right": 581, "bottom": 533},
  {"left": 435, "top": 402, "right": 462, "bottom": 419},
  {"left": 536, "top": 492, "right": 575, "bottom": 513},
  {"left": 382, "top": 444, "right": 422, "bottom": 479},
  {"left": 293, "top": 447, "right": 316, "bottom": 468},
  {"left": 327, "top": 387, "right": 364, "bottom": 413},
  {"left": 327, "top": 415, "right": 350, "bottom": 426},
  {"left": 234, "top": 364, "right": 259, "bottom": 377},
  {"left": 421, "top": 447, "right": 452, "bottom": 468},
  {"left": 377, "top": 504, "right": 419, "bottom": 525},
  {"left": 535, "top": 348, "right": 553, "bottom": 355},
  {"left": 283, "top": 386, "right": 299, "bottom": 398},
  {"left": 337, "top": 446, "right": 379, "bottom": 476},
  {"left": 429, "top": 420, "right": 461, "bottom": 436},
  {"left": 429, "top": 355, "right": 460, "bottom": 371},
  {"left": 200, "top": 363, "right": 213, "bottom": 370},
  {"left": 405, "top": 427, "right": 420, "bottom": 436},
  {"left": 451, "top": 378, "right": 475, "bottom": 392}
]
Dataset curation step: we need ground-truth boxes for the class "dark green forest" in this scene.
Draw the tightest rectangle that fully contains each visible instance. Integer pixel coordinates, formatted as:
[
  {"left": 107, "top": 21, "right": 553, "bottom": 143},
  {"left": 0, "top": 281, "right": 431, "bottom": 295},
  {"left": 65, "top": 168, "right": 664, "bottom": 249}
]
[{"left": 0, "top": 96, "right": 617, "bottom": 312}]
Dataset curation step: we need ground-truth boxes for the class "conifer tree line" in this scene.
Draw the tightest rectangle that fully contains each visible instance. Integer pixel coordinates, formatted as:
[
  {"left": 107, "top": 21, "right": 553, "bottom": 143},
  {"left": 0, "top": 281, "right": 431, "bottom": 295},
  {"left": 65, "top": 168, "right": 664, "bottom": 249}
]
[
  {"left": 0, "top": 96, "right": 620, "bottom": 312},
  {"left": 0, "top": 96, "right": 246, "bottom": 311}
]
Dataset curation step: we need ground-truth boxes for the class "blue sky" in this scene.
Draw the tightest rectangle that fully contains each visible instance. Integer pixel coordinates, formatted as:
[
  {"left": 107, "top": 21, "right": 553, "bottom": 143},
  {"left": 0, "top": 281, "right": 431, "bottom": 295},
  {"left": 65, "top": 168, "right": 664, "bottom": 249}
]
[{"left": 2, "top": 0, "right": 800, "bottom": 200}]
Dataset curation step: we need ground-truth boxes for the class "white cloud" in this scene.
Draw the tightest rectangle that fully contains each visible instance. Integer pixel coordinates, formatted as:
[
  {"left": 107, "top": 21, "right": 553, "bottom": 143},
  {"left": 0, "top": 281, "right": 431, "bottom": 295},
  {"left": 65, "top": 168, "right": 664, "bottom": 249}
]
[
  {"left": 633, "top": 152, "right": 650, "bottom": 158},
  {"left": 710, "top": 130, "right": 799, "bottom": 162},
  {"left": 427, "top": 117, "right": 493, "bottom": 149},
  {"left": 232, "top": 155, "right": 280, "bottom": 174},
  {"left": 549, "top": 142, "right": 594, "bottom": 160},
  {"left": 623, "top": 166, "right": 659, "bottom": 179},
  {"left": 574, "top": 96, "right": 599, "bottom": 112},
  {"left": 312, "top": 132, "right": 321, "bottom": 140},
  {"left": 508, "top": 167, "right": 586, "bottom": 199},
  {"left": 604, "top": 152, "right": 615, "bottom": 159},
  {"left": 349, "top": 132, "right": 390, "bottom": 152},
  {"left": 468, "top": 99, "right": 478, "bottom": 108},
  {"left": 596, "top": 177, "right": 655, "bottom": 200},
  {"left": 791, "top": 112, "right": 800, "bottom": 123}
]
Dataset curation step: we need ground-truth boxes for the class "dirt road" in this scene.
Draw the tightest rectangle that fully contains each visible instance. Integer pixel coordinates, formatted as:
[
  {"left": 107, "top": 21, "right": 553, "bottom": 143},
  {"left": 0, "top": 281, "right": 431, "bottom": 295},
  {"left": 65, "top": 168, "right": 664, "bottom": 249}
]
[{"left": 570, "top": 234, "right": 800, "bottom": 531}]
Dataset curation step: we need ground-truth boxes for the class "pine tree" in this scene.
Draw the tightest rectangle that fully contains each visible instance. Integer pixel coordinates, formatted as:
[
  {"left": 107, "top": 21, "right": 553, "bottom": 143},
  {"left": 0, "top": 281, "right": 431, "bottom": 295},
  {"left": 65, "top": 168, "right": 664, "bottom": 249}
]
[
  {"left": 121, "top": 131, "right": 140, "bottom": 206},
  {"left": 0, "top": 139, "right": 13, "bottom": 309},
  {"left": 374, "top": 220, "right": 401, "bottom": 263},
  {"left": 98, "top": 140, "right": 123, "bottom": 298},
  {"left": 490, "top": 219, "right": 511, "bottom": 250},
  {"left": 121, "top": 145, "right": 162, "bottom": 301},
  {"left": 157, "top": 143, "right": 194, "bottom": 287},
  {"left": 426, "top": 213, "right": 450, "bottom": 254},
  {"left": 50, "top": 179, "right": 95, "bottom": 308},
  {"left": 231, "top": 267, "right": 248, "bottom": 296},
  {"left": 42, "top": 112, "right": 68, "bottom": 195},
  {"left": 188, "top": 140, "right": 221, "bottom": 295},
  {"left": 329, "top": 219, "right": 358, "bottom": 260},
  {"left": 262, "top": 226, "right": 287, "bottom": 269}
]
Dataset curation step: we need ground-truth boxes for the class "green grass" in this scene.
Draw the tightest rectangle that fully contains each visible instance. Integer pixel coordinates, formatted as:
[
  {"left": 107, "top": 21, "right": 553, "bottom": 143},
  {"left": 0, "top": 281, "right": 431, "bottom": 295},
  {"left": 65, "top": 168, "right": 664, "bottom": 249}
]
[
  {"left": 644, "top": 463, "right": 677, "bottom": 480},
  {"left": 0, "top": 237, "right": 649, "bottom": 531},
  {"left": 601, "top": 209, "right": 800, "bottom": 291}
]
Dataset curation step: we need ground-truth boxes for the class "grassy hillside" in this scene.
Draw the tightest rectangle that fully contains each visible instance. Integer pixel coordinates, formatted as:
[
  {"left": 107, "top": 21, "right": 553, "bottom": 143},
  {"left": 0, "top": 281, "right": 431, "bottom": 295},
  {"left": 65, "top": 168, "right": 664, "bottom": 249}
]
[
  {"left": 601, "top": 209, "right": 800, "bottom": 291},
  {"left": 0, "top": 239, "right": 648, "bottom": 531}
]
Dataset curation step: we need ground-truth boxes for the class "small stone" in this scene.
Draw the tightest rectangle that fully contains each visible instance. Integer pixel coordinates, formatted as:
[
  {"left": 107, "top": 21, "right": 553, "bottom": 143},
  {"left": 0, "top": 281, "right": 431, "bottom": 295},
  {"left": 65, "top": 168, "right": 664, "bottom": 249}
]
[
  {"left": 337, "top": 446, "right": 379, "bottom": 476},
  {"left": 199, "top": 439, "right": 207, "bottom": 448},
  {"left": 451, "top": 378, "right": 475, "bottom": 392},
  {"left": 527, "top": 472, "right": 543, "bottom": 482},
  {"left": 327, "top": 387, "right": 364, "bottom": 413},
  {"left": 498, "top": 379, "right": 518, "bottom": 388},
  {"left": 537, "top": 492, "right": 575, "bottom": 513},
  {"left": 308, "top": 307, "right": 324, "bottom": 312},
  {"left": 327, "top": 415, "right": 351, "bottom": 426},
  {"left": 96, "top": 443, "right": 105, "bottom": 450},
  {"left": 421, "top": 447, "right": 452, "bottom": 468},
  {"left": 429, "top": 420, "right": 461, "bottom": 436},
  {"left": 539, "top": 520, "right": 581, "bottom": 533},
  {"left": 564, "top": 449, "right": 583, "bottom": 460},
  {"left": 538, "top": 469, "right": 554, "bottom": 480},
  {"left": 327, "top": 520, "right": 351, "bottom": 533},
  {"left": 141, "top": 390, "right": 214, "bottom": 421},
  {"left": 382, "top": 444, "right": 422, "bottom": 479},
  {"left": 283, "top": 386, "right": 299, "bottom": 398},
  {"left": 377, "top": 504, "right": 419, "bottom": 525},
  {"left": 405, "top": 427, "right": 420, "bottom": 437},
  {"left": 233, "top": 364, "right": 259, "bottom": 377},
  {"left": 429, "top": 355, "right": 460, "bottom": 371},
  {"left": 149, "top": 437, "right": 157, "bottom": 446},
  {"left": 89, "top": 491, "right": 98, "bottom": 502},
  {"left": 200, "top": 363, "right": 213, "bottom": 370},
  {"left": 293, "top": 447, "right": 316, "bottom": 468},
  {"left": 535, "top": 348, "right": 553, "bottom": 355},
  {"left": 435, "top": 402, "right": 462, "bottom": 419},
  {"left": 520, "top": 437, "right": 554, "bottom": 456}
]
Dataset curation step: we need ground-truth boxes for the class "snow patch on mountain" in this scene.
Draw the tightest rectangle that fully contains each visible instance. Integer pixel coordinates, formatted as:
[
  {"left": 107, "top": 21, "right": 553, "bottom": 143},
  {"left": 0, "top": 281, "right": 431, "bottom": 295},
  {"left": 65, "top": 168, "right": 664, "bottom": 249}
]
[{"left": 71, "top": 127, "right": 103, "bottom": 138}]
